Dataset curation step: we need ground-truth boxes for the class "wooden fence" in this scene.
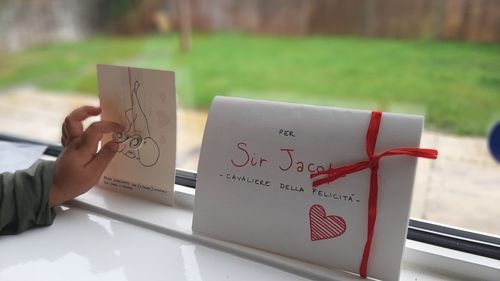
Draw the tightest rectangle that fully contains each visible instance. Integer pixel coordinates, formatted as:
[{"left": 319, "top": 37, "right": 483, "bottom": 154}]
[
  {"left": 177, "top": 0, "right": 500, "bottom": 42},
  {"left": 2, "top": 0, "right": 498, "bottom": 53}
]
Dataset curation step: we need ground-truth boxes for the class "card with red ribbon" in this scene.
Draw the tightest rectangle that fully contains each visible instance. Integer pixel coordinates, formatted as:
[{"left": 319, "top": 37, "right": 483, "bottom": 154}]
[{"left": 193, "top": 96, "right": 437, "bottom": 280}]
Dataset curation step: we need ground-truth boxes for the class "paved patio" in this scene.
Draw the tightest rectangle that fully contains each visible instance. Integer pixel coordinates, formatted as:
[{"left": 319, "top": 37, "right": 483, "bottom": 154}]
[{"left": 1, "top": 87, "right": 499, "bottom": 235}]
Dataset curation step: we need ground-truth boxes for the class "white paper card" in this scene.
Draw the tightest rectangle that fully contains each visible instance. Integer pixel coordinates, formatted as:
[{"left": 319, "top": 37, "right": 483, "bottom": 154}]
[
  {"left": 193, "top": 97, "right": 424, "bottom": 280},
  {"left": 97, "top": 65, "right": 176, "bottom": 205}
]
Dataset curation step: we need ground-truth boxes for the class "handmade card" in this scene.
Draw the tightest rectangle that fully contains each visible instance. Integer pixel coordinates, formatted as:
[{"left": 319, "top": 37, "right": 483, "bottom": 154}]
[
  {"left": 97, "top": 65, "right": 176, "bottom": 205},
  {"left": 192, "top": 97, "right": 437, "bottom": 280}
]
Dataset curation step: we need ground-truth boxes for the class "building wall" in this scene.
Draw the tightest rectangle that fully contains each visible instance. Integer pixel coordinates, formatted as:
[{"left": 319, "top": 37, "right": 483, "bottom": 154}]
[{"left": 0, "top": 0, "right": 101, "bottom": 52}]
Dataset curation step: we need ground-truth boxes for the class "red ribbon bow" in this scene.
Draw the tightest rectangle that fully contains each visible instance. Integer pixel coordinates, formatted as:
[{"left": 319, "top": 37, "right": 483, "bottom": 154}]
[{"left": 310, "top": 111, "right": 438, "bottom": 278}]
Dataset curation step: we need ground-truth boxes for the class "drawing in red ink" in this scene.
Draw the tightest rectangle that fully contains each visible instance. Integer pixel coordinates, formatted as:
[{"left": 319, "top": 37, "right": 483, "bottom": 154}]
[{"left": 309, "top": 204, "right": 347, "bottom": 241}]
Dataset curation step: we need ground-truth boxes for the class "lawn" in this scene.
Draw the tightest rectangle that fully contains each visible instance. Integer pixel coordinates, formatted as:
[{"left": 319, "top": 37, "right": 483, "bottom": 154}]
[{"left": 1, "top": 34, "right": 499, "bottom": 135}]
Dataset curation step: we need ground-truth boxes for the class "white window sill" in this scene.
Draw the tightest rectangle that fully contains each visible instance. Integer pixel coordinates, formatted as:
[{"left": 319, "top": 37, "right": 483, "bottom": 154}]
[{"left": 65, "top": 186, "right": 500, "bottom": 281}]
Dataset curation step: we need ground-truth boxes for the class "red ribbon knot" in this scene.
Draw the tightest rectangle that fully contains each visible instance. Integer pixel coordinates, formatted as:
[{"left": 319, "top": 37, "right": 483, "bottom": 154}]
[{"left": 310, "top": 111, "right": 438, "bottom": 278}]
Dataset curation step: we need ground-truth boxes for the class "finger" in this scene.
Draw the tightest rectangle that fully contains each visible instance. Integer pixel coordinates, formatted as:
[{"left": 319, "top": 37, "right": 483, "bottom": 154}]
[
  {"left": 66, "top": 106, "right": 102, "bottom": 141},
  {"left": 62, "top": 122, "right": 69, "bottom": 146},
  {"left": 86, "top": 140, "right": 119, "bottom": 176},
  {"left": 79, "top": 121, "right": 124, "bottom": 154},
  {"left": 69, "top": 105, "right": 101, "bottom": 121}
]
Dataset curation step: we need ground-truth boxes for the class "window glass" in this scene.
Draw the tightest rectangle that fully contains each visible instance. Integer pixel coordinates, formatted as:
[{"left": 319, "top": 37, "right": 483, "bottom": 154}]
[{"left": 1, "top": 1, "right": 499, "bottom": 236}]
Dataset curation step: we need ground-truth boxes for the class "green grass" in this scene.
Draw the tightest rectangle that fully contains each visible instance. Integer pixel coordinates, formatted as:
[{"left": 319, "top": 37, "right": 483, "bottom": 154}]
[{"left": 1, "top": 33, "right": 499, "bottom": 136}]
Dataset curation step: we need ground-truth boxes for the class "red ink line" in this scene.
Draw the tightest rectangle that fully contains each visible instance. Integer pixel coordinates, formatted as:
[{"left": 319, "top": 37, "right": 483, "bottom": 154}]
[
  {"left": 310, "top": 216, "right": 332, "bottom": 237},
  {"left": 127, "top": 67, "right": 136, "bottom": 132}
]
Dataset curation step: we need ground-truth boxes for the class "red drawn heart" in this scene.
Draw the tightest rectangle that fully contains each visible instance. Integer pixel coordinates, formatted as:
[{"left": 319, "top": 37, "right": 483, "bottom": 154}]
[{"left": 309, "top": 204, "right": 347, "bottom": 241}]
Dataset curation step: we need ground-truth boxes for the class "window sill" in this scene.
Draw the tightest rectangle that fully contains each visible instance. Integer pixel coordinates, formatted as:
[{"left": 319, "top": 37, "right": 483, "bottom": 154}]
[{"left": 67, "top": 186, "right": 500, "bottom": 281}]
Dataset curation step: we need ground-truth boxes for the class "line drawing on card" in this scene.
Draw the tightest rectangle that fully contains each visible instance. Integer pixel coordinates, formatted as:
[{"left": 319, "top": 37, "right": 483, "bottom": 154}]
[{"left": 113, "top": 69, "right": 160, "bottom": 167}]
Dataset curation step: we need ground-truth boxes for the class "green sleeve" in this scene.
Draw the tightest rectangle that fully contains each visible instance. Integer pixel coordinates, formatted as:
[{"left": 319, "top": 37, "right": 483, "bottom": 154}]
[{"left": 0, "top": 160, "right": 57, "bottom": 234}]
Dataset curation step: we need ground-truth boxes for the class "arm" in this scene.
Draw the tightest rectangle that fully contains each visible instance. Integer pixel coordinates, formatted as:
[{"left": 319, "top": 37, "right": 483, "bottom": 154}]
[
  {"left": 0, "top": 161, "right": 56, "bottom": 234},
  {"left": 0, "top": 105, "right": 124, "bottom": 235}
]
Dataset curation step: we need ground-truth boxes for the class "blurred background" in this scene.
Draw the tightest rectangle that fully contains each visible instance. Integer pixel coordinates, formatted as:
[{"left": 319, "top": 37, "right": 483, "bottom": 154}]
[{"left": 0, "top": 0, "right": 499, "bottom": 235}]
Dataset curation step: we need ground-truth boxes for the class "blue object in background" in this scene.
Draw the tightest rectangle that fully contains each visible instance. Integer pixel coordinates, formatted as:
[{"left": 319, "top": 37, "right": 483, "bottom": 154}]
[{"left": 488, "top": 121, "right": 500, "bottom": 163}]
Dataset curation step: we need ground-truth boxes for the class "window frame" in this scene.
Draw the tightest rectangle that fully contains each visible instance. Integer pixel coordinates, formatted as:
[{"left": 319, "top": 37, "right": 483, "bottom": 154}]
[{"left": 1, "top": 133, "right": 499, "bottom": 260}]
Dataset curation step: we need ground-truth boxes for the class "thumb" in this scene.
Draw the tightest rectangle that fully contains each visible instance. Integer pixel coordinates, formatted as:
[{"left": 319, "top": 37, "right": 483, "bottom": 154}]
[{"left": 87, "top": 140, "right": 119, "bottom": 175}]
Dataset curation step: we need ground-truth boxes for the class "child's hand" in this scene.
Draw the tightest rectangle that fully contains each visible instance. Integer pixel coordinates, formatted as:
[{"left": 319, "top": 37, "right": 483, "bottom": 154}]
[
  {"left": 61, "top": 105, "right": 102, "bottom": 147},
  {"left": 50, "top": 106, "right": 124, "bottom": 206}
]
